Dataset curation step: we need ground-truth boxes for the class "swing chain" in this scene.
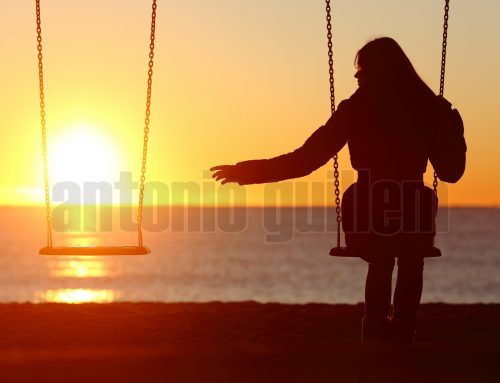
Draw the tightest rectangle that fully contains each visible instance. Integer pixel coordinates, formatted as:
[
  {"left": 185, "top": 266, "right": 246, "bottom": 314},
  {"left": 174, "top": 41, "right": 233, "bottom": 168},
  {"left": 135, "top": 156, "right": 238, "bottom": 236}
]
[
  {"left": 137, "top": 0, "right": 157, "bottom": 246},
  {"left": 325, "top": 0, "right": 341, "bottom": 246},
  {"left": 36, "top": 0, "right": 52, "bottom": 247},
  {"left": 326, "top": 1, "right": 336, "bottom": 114},
  {"left": 439, "top": 0, "right": 450, "bottom": 97},
  {"left": 434, "top": 0, "right": 450, "bottom": 195}
]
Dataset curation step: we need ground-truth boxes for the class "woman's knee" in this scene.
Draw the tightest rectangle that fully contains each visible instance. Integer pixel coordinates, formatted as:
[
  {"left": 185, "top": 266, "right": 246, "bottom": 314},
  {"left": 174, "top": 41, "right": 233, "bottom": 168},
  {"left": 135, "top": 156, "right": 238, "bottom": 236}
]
[
  {"left": 368, "top": 256, "right": 395, "bottom": 276},
  {"left": 397, "top": 256, "right": 424, "bottom": 269},
  {"left": 397, "top": 257, "right": 424, "bottom": 278}
]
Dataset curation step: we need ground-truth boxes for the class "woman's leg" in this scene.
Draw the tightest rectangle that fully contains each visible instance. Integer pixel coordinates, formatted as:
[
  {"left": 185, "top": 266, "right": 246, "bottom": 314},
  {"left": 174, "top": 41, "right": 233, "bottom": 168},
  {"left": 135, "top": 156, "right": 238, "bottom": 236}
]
[
  {"left": 391, "top": 256, "right": 424, "bottom": 342},
  {"left": 362, "top": 256, "right": 395, "bottom": 343},
  {"left": 394, "top": 256, "right": 424, "bottom": 320},
  {"left": 365, "top": 256, "right": 395, "bottom": 318}
]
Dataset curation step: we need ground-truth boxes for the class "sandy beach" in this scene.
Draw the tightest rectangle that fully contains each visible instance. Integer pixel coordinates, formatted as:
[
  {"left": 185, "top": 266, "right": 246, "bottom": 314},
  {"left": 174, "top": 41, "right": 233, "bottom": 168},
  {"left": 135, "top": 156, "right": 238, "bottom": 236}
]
[{"left": 0, "top": 302, "right": 498, "bottom": 382}]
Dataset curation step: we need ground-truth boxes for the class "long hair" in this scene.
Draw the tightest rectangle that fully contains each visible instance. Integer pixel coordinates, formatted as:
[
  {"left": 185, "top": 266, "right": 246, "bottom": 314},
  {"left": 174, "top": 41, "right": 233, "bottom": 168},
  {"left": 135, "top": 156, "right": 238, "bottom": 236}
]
[{"left": 355, "top": 37, "right": 436, "bottom": 101}]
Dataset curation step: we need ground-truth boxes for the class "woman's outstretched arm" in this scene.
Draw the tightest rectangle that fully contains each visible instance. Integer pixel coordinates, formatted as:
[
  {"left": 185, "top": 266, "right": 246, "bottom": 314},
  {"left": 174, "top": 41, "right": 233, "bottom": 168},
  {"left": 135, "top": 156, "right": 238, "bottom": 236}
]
[{"left": 211, "top": 100, "right": 351, "bottom": 185}]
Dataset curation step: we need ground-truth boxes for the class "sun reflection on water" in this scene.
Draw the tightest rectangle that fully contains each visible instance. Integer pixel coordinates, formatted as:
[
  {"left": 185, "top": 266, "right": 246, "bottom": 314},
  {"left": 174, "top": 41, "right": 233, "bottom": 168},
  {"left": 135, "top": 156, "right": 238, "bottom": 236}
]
[
  {"left": 50, "top": 258, "right": 110, "bottom": 278},
  {"left": 42, "top": 235, "right": 123, "bottom": 303},
  {"left": 37, "top": 289, "right": 117, "bottom": 303}
]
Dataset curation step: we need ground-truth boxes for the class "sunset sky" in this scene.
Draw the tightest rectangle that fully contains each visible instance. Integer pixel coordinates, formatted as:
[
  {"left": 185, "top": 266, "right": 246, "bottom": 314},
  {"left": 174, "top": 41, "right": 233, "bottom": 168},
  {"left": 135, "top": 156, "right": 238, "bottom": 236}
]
[{"left": 0, "top": 0, "right": 498, "bottom": 206}]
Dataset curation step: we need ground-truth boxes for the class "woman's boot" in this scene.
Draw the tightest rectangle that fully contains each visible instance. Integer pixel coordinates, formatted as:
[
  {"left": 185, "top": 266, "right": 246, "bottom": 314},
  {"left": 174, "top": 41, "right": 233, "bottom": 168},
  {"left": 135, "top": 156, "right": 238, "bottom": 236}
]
[
  {"left": 389, "top": 317, "right": 417, "bottom": 344},
  {"left": 361, "top": 316, "right": 390, "bottom": 345}
]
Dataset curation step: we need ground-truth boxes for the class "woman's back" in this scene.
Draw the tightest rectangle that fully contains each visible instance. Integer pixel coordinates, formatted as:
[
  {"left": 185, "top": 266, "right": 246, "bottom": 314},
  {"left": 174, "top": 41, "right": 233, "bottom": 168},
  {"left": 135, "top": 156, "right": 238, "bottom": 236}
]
[{"left": 346, "top": 84, "right": 438, "bottom": 182}]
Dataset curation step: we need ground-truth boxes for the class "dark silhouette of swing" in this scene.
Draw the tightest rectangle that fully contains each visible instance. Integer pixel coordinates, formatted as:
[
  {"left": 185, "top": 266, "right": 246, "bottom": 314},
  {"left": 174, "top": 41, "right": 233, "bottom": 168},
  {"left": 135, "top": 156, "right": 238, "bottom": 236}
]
[
  {"left": 326, "top": 0, "right": 452, "bottom": 260},
  {"left": 36, "top": 0, "right": 158, "bottom": 256}
]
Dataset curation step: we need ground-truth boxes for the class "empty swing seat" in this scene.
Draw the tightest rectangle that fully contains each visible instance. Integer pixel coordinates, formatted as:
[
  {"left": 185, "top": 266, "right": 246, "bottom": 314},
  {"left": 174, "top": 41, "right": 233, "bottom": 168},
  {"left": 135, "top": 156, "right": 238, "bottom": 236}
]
[
  {"left": 34, "top": 0, "right": 157, "bottom": 259},
  {"left": 39, "top": 246, "right": 151, "bottom": 256}
]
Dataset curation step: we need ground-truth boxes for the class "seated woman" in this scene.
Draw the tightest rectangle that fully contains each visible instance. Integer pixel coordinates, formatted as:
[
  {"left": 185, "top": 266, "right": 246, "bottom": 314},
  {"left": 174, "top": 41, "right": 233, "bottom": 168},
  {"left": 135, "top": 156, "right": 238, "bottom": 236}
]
[{"left": 211, "top": 37, "right": 466, "bottom": 344}]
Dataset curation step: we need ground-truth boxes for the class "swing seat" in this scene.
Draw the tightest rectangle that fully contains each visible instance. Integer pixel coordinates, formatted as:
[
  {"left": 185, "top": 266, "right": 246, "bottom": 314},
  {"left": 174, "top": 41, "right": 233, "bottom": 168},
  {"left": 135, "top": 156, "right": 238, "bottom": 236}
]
[
  {"left": 39, "top": 246, "right": 151, "bottom": 256},
  {"left": 329, "top": 246, "right": 441, "bottom": 258}
]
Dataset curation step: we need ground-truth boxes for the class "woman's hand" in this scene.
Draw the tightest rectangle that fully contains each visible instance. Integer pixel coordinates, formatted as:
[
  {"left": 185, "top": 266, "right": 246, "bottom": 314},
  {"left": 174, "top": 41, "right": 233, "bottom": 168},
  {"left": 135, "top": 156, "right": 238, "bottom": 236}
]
[{"left": 210, "top": 165, "right": 243, "bottom": 185}]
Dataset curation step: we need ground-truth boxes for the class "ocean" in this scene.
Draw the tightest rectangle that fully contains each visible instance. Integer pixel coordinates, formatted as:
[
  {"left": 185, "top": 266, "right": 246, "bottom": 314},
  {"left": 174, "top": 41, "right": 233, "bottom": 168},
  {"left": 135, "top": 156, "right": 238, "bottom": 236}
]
[{"left": 0, "top": 207, "right": 498, "bottom": 304}]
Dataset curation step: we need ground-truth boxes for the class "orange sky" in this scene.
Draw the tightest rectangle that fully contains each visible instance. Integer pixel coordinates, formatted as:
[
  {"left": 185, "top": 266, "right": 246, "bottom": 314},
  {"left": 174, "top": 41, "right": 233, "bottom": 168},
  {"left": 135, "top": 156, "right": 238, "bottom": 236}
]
[{"left": 0, "top": 0, "right": 498, "bottom": 207}]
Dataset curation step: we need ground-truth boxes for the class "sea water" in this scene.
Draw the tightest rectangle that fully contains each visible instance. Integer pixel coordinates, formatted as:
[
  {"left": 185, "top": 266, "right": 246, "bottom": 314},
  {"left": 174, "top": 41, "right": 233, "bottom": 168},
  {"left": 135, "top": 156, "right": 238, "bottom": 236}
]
[{"left": 0, "top": 207, "right": 498, "bottom": 303}]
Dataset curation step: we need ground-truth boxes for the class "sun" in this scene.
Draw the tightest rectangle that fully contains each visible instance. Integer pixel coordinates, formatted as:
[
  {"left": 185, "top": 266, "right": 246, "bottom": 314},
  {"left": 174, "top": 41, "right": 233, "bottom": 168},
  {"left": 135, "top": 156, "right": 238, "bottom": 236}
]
[{"left": 48, "top": 123, "right": 123, "bottom": 185}]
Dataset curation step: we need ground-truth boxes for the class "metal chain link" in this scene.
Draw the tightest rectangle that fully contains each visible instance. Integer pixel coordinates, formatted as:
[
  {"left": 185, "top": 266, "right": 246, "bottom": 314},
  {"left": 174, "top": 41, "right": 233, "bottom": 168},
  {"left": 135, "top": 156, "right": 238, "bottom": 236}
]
[
  {"left": 137, "top": 0, "right": 157, "bottom": 246},
  {"left": 36, "top": 0, "right": 52, "bottom": 247},
  {"left": 325, "top": 0, "right": 341, "bottom": 247},
  {"left": 434, "top": 0, "right": 450, "bottom": 195}
]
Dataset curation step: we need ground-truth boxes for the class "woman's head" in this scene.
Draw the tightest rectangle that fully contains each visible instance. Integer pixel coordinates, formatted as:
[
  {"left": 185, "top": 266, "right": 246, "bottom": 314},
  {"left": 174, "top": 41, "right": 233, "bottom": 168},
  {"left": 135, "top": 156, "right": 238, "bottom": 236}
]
[{"left": 354, "top": 37, "right": 433, "bottom": 96}]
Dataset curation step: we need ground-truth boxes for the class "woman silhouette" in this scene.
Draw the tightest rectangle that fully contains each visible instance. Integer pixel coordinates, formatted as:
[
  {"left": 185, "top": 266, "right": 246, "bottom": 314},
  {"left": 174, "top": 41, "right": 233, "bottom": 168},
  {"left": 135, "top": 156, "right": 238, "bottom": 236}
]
[{"left": 211, "top": 37, "right": 466, "bottom": 344}]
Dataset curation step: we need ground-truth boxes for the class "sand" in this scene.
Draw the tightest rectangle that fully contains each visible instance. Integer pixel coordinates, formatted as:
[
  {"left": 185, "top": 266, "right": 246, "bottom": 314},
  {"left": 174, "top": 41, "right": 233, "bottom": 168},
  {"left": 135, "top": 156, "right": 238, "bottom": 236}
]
[{"left": 0, "top": 302, "right": 498, "bottom": 382}]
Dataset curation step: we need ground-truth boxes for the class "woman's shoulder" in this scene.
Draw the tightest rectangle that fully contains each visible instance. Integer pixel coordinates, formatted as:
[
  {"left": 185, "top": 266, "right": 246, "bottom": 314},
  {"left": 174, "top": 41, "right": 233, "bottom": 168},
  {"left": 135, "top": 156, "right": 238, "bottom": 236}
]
[
  {"left": 348, "top": 86, "right": 367, "bottom": 101},
  {"left": 335, "top": 88, "right": 363, "bottom": 110},
  {"left": 345, "top": 85, "right": 378, "bottom": 106}
]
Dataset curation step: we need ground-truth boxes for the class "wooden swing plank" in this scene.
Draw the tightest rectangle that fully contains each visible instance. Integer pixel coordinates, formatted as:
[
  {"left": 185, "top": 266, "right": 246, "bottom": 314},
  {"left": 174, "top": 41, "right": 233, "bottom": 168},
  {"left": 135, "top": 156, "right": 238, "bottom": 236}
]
[{"left": 39, "top": 246, "right": 151, "bottom": 256}]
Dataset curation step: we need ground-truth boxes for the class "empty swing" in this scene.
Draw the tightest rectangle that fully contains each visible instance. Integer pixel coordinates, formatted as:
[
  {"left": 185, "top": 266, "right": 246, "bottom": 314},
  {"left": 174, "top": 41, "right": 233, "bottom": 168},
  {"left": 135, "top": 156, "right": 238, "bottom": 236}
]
[
  {"left": 37, "top": 0, "right": 158, "bottom": 256},
  {"left": 327, "top": 0, "right": 452, "bottom": 260}
]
